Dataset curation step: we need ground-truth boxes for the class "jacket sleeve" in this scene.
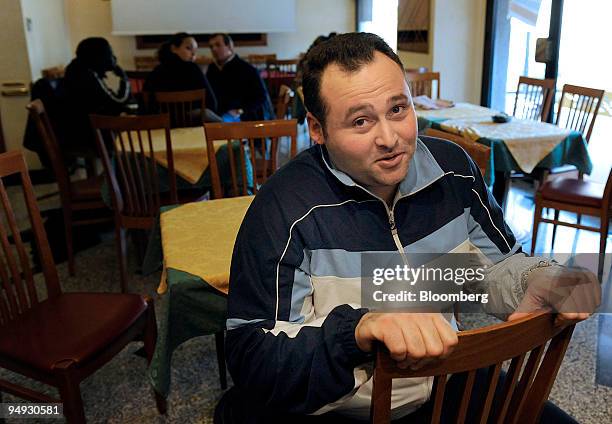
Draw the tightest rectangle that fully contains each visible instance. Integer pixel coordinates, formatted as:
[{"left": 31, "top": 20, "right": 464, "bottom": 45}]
[
  {"left": 461, "top": 156, "right": 547, "bottom": 317},
  {"left": 225, "top": 188, "right": 371, "bottom": 414}
]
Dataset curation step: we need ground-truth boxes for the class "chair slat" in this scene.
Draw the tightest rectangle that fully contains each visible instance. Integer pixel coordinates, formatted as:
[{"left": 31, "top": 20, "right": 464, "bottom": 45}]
[
  {"left": 430, "top": 374, "right": 447, "bottom": 424},
  {"left": 0, "top": 189, "right": 29, "bottom": 314},
  {"left": 518, "top": 325, "right": 574, "bottom": 423},
  {"left": 506, "top": 344, "right": 545, "bottom": 424},
  {"left": 492, "top": 353, "right": 526, "bottom": 423},
  {"left": 476, "top": 363, "right": 502, "bottom": 424},
  {"left": 456, "top": 370, "right": 476, "bottom": 424},
  {"left": 0, "top": 179, "right": 37, "bottom": 305}
]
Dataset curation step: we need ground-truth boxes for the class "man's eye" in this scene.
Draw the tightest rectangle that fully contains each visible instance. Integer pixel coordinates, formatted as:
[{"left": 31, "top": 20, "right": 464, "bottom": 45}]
[
  {"left": 354, "top": 118, "right": 367, "bottom": 127},
  {"left": 391, "top": 105, "right": 405, "bottom": 114}
]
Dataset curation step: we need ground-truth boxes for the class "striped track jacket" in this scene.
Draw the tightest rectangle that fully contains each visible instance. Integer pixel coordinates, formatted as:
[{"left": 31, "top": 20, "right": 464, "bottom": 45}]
[{"left": 225, "top": 136, "right": 543, "bottom": 420}]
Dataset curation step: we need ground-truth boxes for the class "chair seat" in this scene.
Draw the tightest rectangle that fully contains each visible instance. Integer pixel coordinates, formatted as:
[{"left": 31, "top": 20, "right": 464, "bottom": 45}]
[
  {"left": 0, "top": 293, "right": 147, "bottom": 371},
  {"left": 70, "top": 175, "right": 105, "bottom": 200},
  {"left": 540, "top": 178, "right": 605, "bottom": 208}
]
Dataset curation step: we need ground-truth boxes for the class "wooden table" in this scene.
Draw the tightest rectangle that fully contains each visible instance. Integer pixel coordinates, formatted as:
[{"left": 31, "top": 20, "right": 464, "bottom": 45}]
[{"left": 417, "top": 103, "right": 592, "bottom": 205}]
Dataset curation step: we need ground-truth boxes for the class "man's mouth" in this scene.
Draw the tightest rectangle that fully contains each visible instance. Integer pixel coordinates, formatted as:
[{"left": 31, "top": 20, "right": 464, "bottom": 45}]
[{"left": 376, "top": 152, "right": 405, "bottom": 168}]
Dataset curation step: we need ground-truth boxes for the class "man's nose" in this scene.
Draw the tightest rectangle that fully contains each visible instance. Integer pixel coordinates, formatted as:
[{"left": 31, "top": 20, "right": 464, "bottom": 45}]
[{"left": 374, "top": 120, "right": 398, "bottom": 149}]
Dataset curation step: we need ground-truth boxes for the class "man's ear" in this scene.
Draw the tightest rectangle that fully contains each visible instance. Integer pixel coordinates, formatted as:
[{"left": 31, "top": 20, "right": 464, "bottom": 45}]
[{"left": 307, "top": 112, "right": 325, "bottom": 145}]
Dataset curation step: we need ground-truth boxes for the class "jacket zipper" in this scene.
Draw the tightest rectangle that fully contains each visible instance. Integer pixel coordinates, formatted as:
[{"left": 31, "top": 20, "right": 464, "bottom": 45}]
[{"left": 385, "top": 202, "right": 410, "bottom": 266}]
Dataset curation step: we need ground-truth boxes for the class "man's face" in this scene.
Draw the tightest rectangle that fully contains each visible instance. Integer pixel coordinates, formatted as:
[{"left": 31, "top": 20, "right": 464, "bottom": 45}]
[
  {"left": 308, "top": 52, "right": 418, "bottom": 201},
  {"left": 209, "top": 35, "right": 233, "bottom": 63}
]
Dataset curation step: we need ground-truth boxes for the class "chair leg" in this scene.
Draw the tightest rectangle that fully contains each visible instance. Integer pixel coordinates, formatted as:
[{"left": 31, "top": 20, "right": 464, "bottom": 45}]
[
  {"left": 598, "top": 216, "right": 609, "bottom": 282},
  {"left": 63, "top": 208, "right": 75, "bottom": 276},
  {"left": 531, "top": 199, "right": 543, "bottom": 255},
  {"left": 551, "top": 210, "right": 560, "bottom": 251},
  {"left": 115, "top": 225, "right": 129, "bottom": 293},
  {"left": 57, "top": 369, "right": 86, "bottom": 424},
  {"left": 215, "top": 331, "right": 227, "bottom": 389},
  {"left": 141, "top": 297, "right": 168, "bottom": 415}
]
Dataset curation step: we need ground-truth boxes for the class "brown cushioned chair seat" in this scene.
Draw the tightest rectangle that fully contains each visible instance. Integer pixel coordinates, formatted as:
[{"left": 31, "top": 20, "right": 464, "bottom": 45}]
[
  {"left": 0, "top": 293, "right": 146, "bottom": 371},
  {"left": 540, "top": 178, "right": 605, "bottom": 208},
  {"left": 70, "top": 175, "right": 105, "bottom": 200}
]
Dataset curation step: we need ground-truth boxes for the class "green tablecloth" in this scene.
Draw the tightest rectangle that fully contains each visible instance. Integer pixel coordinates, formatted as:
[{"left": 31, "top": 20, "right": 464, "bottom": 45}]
[{"left": 149, "top": 268, "right": 227, "bottom": 397}]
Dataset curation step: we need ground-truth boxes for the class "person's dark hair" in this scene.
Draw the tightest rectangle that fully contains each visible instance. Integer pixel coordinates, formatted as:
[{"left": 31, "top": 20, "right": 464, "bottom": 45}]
[
  {"left": 158, "top": 32, "right": 194, "bottom": 63},
  {"left": 302, "top": 32, "right": 404, "bottom": 131},
  {"left": 75, "top": 37, "right": 116, "bottom": 74},
  {"left": 210, "top": 33, "right": 233, "bottom": 47}
]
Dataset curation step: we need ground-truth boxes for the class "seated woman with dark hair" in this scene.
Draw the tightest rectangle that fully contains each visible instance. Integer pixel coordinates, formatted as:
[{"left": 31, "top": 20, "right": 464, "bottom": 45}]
[
  {"left": 143, "top": 32, "right": 219, "bottom": 120},
  {"left": 63, "top": 37, "right": 132, "bottom": 157}
]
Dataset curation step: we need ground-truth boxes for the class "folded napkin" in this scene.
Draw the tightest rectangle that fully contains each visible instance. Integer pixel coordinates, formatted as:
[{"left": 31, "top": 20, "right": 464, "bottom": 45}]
[{"left": 413, "top": 95, "right": 455, "bottom": 110}]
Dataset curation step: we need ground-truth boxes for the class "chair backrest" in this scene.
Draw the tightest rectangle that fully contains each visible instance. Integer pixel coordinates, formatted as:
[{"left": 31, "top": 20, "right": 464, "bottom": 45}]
[
  {"left": 406, "top": 71, "right": 441, "bottom": 99},
  {"left": 152, "top": 89, "right": 207, "bottom": 128},
  {"left": 370, "top": 312, "right": 575, "bottom": 424},
  {"left": 0, "top": 151, "right": 60, "bottom": 326},
  {"left": 424, "top": 128, "right": 491, "bottom": 177},
  {"left": 90, "top": 114, "right": 177, "bottom": 219},
  {"left": 513, "top": 76, "right": 555, "bottom": 122},
  {"left": 555, "top": 84, "right": 604, "bottom": 143},
  {"left": 275, "top": 85, "right": 294, "bottom": 119},
  {"left": 25, "top": 100, "right": 72, "bottom": 204},
  {"left": 203, "top": 119, "right": 298, "bottom": 199}
]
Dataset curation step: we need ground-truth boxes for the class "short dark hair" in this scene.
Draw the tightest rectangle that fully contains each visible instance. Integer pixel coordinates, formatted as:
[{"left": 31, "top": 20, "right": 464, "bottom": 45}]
[
  {"left": 210, "top": 33, "right": 233, "bottom": 46},
  {"left": 302, "top": 32, "right": 404, "bottom": 130}
]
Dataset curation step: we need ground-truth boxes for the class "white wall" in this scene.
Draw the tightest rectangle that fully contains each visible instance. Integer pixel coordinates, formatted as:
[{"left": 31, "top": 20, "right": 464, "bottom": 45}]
[
  {"left": 0, "top": 0, "right": 38, "bottom": 165},
  {"left": 430, "top": 0, "right": 486, "bottom": 103},
  {"left": 21, "top": 0, "right": 72, "bottom": 81},
  {"left": 65, "top": 0, "right": 355, "bottom": 68}
]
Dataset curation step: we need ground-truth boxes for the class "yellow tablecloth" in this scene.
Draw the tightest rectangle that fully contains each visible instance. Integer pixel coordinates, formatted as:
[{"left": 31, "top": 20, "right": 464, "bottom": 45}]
[
  {"left": 415, "top": 102, "right": 497, "bottom": 121},
  {"left": 116, "top": 126, "right": 224, "bottom": 184},
  {"left": 439, "top": 117, "right": 571, "bottom": 173},
  {"left": 157, "top": 195, "right": 254, "bottom": 295}
]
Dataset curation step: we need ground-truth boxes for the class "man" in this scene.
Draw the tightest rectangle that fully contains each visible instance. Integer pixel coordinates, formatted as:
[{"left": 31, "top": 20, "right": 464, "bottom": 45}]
[
  {"left": 206, "top": 33, "right": 274, "bottom": 121},
  {"left": 216, "top": 33, "right": 599, "bottom": 423}
]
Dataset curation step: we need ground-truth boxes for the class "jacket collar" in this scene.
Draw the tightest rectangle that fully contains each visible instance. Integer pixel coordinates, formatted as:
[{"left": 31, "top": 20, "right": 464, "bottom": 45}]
[{"left": 319, "top": 137, "right": 445, "bottom": 198}]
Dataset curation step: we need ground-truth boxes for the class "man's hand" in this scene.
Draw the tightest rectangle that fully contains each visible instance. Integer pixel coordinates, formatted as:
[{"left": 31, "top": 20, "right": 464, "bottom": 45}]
[
  {"left": 508, "top": 266, "right": 601, "bottom": 326},
  {"left": 355, "top": 312, "right": 458, "bottom": 370},
  {"left": 228, "top": 108, "right": 243, "bottom": 118}
]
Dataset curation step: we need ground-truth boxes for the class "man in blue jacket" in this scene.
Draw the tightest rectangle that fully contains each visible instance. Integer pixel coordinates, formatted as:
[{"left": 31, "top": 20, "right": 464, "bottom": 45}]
[{"left": 215, "top": 32, "right": 598, "bottom": 423}]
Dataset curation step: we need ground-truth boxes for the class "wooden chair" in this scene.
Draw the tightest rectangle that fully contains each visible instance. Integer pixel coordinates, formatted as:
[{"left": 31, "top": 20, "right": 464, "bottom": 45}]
[
  {"left": 204, "top": 119, "right": 298, "bottom": 199},
  {"left": 370, "top": 312, "right": 575, "bottom": 424},
  {"left": 26, "top": 99, "right": 111, "bottom": 276},
  {"left": 424, "top": 128, "right": 491, "bottom": 177},
  {"left": 543, "top": 84, "right": 605, "bottom": 182},
  {"left": 513, "top": 76, "right": 555, "bottom": 122},
  {"left": 555, "top": 84, "right": 604, "bottom": 144},
  {"left": 406, "top": 71, "right": 441, "bottom": 99},
  {"left": 532, "top": 167, "right": 612, "bottom": 280},
  {"left": 0, "top": 150, "right": 166, "bottom": 423},
  {"left": 91, "top": 114, "right": 177, "bottom": 293},
  {"left": 150, "top": 89, "right": 207, "bottom": 128}
]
